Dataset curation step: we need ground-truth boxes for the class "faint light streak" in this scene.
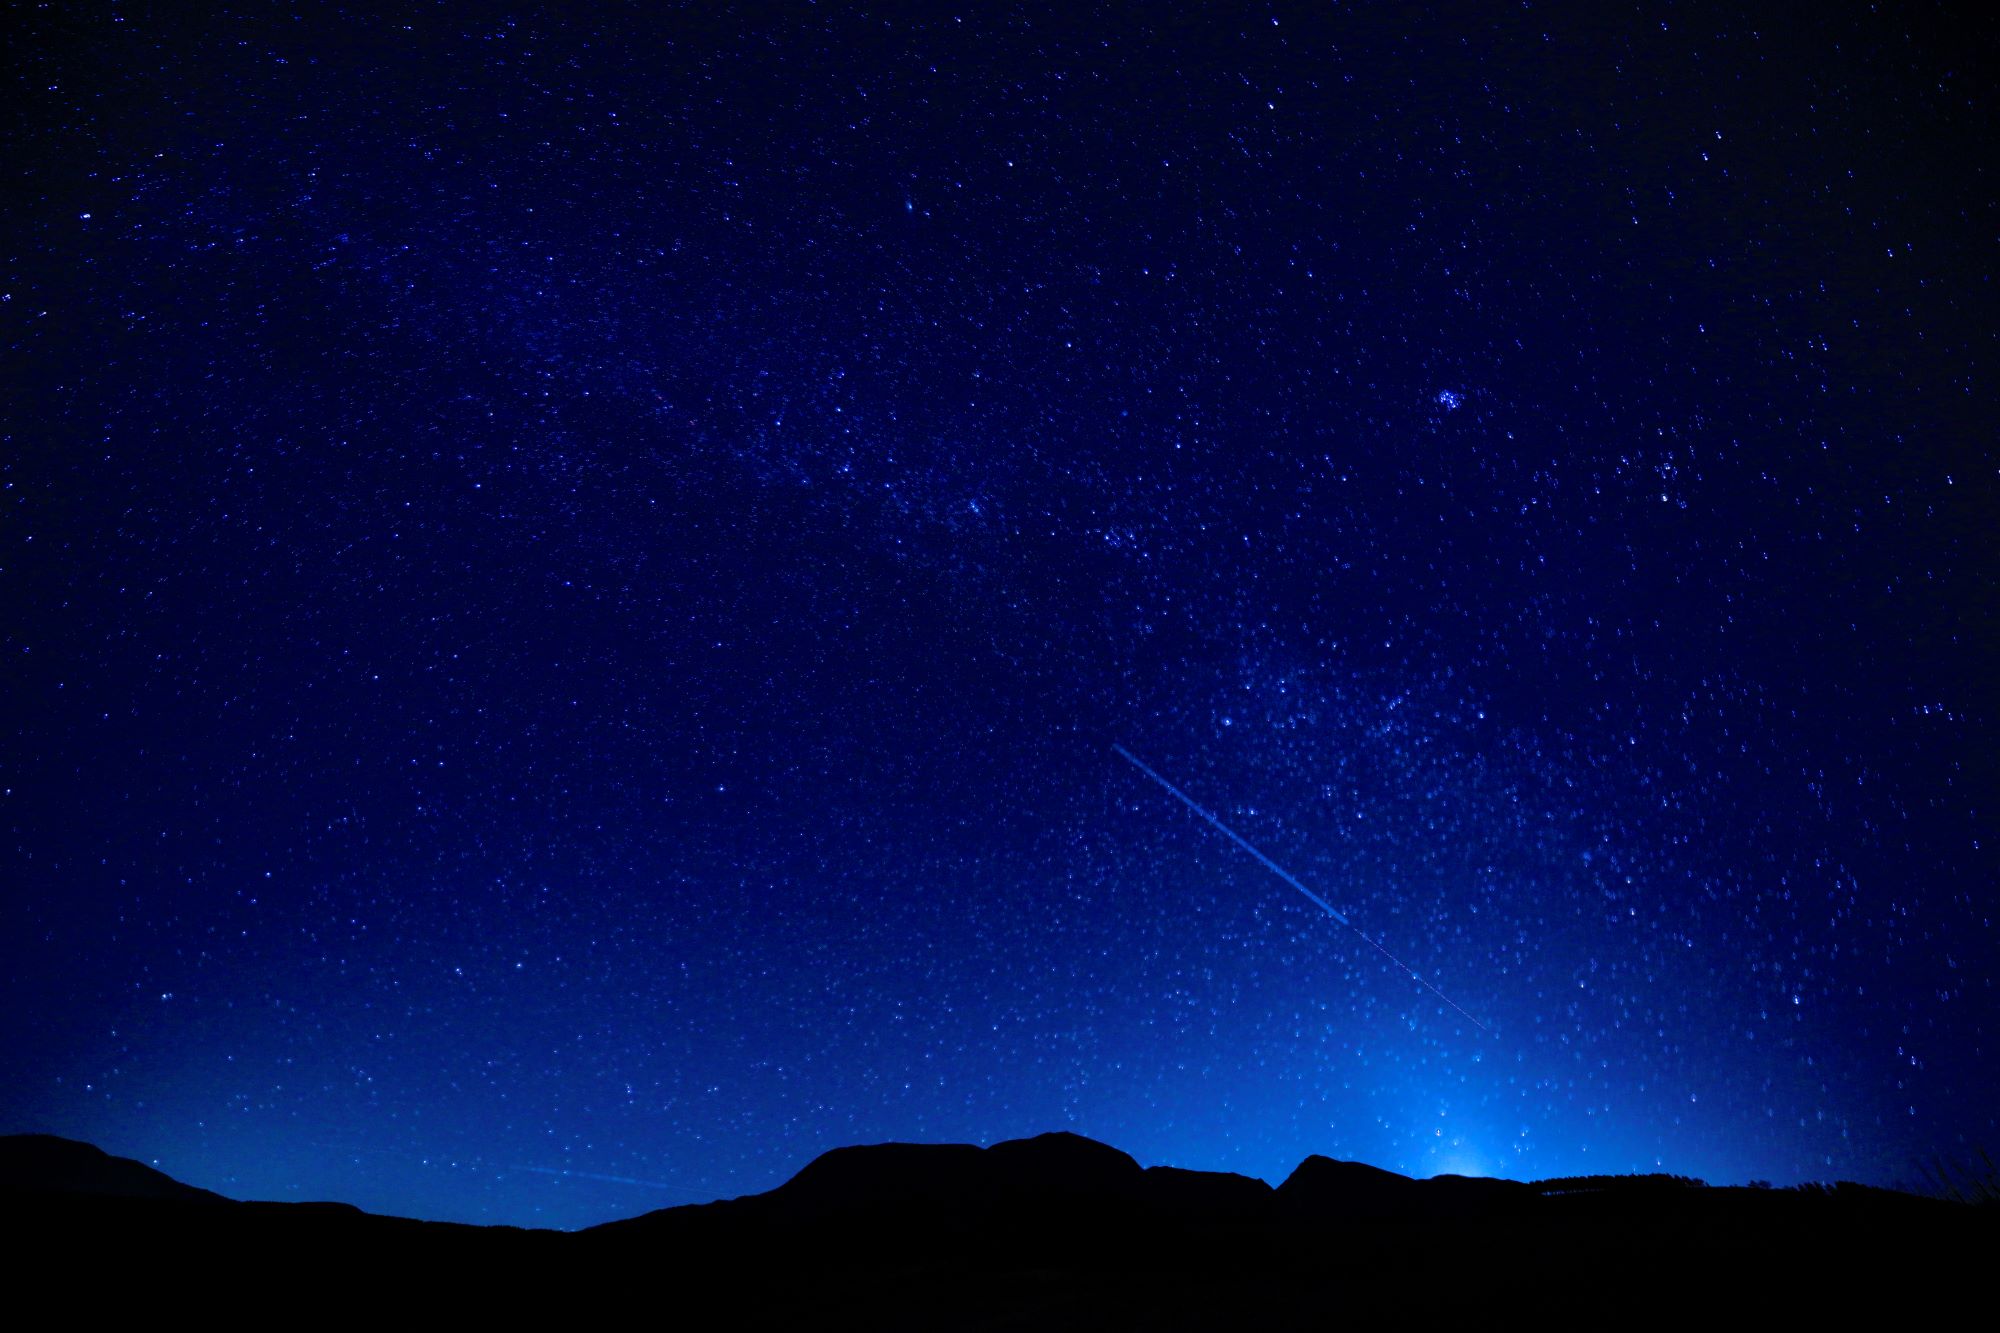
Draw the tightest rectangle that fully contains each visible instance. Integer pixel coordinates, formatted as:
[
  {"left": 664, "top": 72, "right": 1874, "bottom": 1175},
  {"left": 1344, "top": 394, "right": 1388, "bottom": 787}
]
[{"left": 1113, "top": 744, "right": 1490, "bottom": 1033}]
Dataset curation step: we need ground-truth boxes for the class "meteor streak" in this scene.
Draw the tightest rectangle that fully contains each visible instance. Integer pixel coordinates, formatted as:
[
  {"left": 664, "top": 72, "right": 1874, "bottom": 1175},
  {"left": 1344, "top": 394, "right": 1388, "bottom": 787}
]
[
  {"left": 510, "top": 1165, "right": 687, "bottom": 1192},
  {"left": 1113, "top": 744, "right": 1489, "bottom": 1033}
]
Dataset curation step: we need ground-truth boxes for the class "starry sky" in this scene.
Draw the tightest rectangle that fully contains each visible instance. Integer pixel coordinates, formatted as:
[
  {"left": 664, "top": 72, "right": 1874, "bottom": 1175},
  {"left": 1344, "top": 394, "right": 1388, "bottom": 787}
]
[{"left": 4, "top": 3, "right": 1994, "bottom": 1229}]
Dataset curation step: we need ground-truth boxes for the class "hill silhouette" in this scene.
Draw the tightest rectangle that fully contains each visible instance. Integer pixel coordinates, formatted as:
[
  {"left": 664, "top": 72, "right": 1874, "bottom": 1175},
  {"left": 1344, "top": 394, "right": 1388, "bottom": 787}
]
[
  {"left": 0, "top": 1134, "right": 229, "bottom": 1204},
  {"left": 4, "top": 1132, "right": 1988, "bottom": 1324}
]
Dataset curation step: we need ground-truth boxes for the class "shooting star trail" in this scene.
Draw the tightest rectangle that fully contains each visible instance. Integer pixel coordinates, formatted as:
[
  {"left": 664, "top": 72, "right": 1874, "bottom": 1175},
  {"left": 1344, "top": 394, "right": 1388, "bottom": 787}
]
[
  {"left": 308, "top": 1140, "right": 689, "bottom": 1195},
  {"left": 510, "top": 1165, "right": 688, "bottom": 1192},
  {"left": 1113, "top": 744, "right": 1489, "bottom": 1033}
]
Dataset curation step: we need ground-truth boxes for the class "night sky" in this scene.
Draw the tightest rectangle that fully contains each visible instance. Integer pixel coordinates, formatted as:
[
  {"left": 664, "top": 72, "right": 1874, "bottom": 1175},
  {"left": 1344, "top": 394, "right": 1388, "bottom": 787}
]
[{"left": 4, "top": 3, "right": 1995, "bottom": 1230}]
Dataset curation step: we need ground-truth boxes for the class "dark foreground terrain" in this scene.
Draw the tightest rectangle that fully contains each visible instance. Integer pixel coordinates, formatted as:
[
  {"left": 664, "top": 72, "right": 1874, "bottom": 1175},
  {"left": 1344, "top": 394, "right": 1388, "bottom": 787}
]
[{"left": 6, "top": 1131, "right": 1990, "bottom": 1325}]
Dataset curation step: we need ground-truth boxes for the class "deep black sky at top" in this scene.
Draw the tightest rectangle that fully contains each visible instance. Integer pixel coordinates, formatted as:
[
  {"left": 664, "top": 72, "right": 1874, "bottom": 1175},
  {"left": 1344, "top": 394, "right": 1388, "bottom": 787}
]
[{"left": 3, "top": 2, "right": 1994, "bottom": 1228}]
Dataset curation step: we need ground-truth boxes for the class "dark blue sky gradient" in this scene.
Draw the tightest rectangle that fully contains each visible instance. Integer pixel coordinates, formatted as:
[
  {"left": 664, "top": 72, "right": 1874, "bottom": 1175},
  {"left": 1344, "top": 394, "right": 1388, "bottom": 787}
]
[{"left": 4, "top": 3, "right": 1995, "bottom": 1228}]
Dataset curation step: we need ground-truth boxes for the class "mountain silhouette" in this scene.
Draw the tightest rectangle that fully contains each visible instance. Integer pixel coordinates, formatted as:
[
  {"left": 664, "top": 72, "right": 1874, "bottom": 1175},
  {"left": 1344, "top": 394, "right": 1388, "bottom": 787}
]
[
  {"left": 0, "top": 1134, "right": 229, "bottom": 1204},
  {"left": 4, "top": 1131, "right": 1990, "bottom": 1324},
  {"left": 1276, "top": 1153, "right": 1529, "bottom": 1219}
]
